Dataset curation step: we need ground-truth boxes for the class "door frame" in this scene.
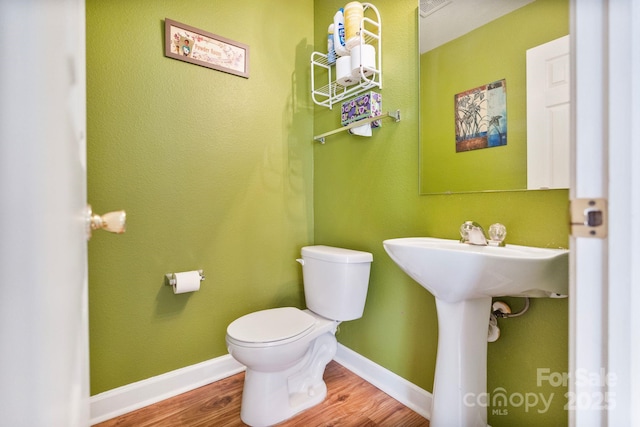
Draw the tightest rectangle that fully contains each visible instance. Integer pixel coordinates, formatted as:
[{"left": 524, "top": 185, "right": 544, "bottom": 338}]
[{"left": 570, "top": 0, "right": 640, "bottom": 425}]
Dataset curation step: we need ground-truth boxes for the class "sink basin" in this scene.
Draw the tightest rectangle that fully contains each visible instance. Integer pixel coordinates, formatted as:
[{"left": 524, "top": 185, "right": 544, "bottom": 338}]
[
  {"left": 383, "top": 237, "right": 569, "bottom": 427},
  {"left": 383, "top": 237, "right": 569, "bottom": 303}
]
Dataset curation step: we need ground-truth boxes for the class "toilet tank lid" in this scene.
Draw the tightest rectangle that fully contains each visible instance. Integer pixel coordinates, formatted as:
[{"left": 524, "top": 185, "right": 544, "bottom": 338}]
[
  {"left": 227, "top": 307, "right": 316, "bottom": 344},
  {"left": 301, "top": 245, "right": 373, "bottom": 263}
]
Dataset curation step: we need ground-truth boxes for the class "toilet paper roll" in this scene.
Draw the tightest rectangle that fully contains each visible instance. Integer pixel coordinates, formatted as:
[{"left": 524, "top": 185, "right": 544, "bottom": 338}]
[
  {"left": 350, "top": 44, "right": 375, "bottom": 78},
  {"left": 172, "top": 271, "right": 201, "bottom": 294},
  {"left": 336, "top": 55, "right": 357, "bottom": 87}
]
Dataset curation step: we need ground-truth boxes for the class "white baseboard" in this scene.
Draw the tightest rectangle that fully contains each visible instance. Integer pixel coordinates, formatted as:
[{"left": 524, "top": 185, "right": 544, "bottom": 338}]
[
  {"left": 334, "top": 344, "right": 432, "bottom": 420},
  {"left": 89, "top": 355, "right": 245, "bottom": 425},
  {"left": 89, "top": 345, "right": 432, "bottom": 425}
]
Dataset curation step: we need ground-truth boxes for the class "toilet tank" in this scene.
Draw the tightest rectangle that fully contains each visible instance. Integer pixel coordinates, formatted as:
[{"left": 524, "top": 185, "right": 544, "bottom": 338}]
[{"left": 299, "top": 245, "right": 373, "bottom": 321}]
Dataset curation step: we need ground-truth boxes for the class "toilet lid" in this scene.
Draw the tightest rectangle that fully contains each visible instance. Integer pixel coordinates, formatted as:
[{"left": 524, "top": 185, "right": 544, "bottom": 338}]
[{"left": 227, "top": 307, "right": 316, "bottom": 344}]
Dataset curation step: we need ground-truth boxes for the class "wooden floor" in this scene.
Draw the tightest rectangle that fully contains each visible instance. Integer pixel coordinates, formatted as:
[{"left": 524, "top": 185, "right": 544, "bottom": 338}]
[{"left": 94, "top": 361, "right": 430, "bottom": 426}]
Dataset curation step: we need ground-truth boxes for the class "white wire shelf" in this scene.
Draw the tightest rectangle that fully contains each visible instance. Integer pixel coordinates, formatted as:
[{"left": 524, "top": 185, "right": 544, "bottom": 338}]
[{"left": 310, "top": 3, "right": 382, "bottom": 110}]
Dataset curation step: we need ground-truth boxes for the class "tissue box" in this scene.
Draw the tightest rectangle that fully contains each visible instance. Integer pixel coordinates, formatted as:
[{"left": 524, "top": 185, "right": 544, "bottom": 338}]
[{"left": 341, "top": 91, "right": 382, "bottom": 128}]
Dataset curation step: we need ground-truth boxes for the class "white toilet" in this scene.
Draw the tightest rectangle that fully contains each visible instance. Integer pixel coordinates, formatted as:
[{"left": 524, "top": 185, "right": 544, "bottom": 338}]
[{"left": 226, "top": 245, "right": 373, "bottom": 427}]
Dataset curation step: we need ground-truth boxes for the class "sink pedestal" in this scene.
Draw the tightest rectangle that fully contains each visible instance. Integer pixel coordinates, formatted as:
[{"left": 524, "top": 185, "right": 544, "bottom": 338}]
[
  {"left": 431, "top": 297, "right": 492, "bottom": 427},
  {"left": 382, "top": 237, "right": 569, "bottom": 427}
]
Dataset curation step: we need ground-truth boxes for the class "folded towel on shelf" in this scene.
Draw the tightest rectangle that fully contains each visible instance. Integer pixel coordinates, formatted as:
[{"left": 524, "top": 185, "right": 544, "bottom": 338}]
[{"left": 349, "top": 123, "right": 373, "bottom": 137}]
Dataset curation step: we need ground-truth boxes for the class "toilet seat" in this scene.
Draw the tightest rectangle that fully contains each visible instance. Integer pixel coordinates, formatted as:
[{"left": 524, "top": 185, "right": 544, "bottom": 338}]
[{"left": 227, "top": 307, "right": 316, "bottom": 347}]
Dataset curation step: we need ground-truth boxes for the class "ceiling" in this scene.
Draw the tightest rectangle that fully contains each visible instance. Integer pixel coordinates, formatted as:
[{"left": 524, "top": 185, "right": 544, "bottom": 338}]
[{"left": 419, "top": 0, "right": 535, "bottom": 53}]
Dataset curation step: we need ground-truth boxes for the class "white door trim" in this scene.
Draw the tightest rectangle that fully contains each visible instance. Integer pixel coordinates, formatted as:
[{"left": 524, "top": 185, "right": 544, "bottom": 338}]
[
  {"left": 570, "top": 0, "right": 640, "bottom": 425},
  {"left": 605, "top": 0, "right": 640, "bottom": 425}
]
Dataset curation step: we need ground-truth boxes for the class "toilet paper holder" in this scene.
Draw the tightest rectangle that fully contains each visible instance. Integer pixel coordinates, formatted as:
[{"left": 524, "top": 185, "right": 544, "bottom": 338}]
[{"left": 165, "top": 270, "right": 205, "bottom": 286}]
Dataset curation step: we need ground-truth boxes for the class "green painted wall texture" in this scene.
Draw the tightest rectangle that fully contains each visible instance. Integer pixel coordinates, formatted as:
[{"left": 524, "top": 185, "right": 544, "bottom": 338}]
[
  {"left": 87, "top": 0, "right": 315, "bottom": 394},
  {"left": 88, "top": 0, "right": 570, "bottom": 426}
]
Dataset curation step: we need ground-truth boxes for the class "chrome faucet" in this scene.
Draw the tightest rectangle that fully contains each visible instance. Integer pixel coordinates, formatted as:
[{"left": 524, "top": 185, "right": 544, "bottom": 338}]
[
  {"left": 460, "top": 221, "right": 488, "bottom": 245},
  {"left": 460, "top": 221, "right": 507, "bottom": 246}
]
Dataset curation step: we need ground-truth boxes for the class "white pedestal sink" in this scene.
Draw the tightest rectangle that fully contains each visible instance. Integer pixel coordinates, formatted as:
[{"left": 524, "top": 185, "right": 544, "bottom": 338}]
[{"left": 383, "top": 237, "right": 569, "bottom": 427}]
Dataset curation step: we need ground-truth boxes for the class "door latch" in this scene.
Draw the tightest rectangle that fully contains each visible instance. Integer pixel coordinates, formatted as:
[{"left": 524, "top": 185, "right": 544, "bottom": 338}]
[{"left": 570, "top": 198, "right": 607, "bottom": 238}]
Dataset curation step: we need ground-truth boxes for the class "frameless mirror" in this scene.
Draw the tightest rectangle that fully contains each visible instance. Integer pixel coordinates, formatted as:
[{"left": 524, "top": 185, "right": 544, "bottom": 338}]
[{"left": 419, "top": 0, "right": 570, "bottom": 194}]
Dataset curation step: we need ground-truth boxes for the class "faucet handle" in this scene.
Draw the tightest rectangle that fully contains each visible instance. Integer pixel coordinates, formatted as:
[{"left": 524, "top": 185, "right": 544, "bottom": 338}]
[{"left": 488, "top": 223, "right": 507, "bottom": 246}]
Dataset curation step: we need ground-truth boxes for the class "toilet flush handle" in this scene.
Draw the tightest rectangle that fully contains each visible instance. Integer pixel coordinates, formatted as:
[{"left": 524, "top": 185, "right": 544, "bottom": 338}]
[{"left": 296, "top": 258, "right": 304, "bottom": 265}]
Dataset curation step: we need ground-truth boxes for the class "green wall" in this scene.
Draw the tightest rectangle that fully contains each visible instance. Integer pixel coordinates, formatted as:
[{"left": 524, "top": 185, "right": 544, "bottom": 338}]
[
  {"left": 313, "top": 1, "right": 569, "bottom": 426},
  {"left": 88, "top": 0, "right": 570, "bottom": 426},
  {"left": 87, "top": 0, "right": 315, "bottom": 394}
]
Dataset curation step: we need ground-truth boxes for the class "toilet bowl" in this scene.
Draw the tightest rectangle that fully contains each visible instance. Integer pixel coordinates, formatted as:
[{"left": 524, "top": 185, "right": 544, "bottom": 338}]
[
  {"left": 226, "top": 245, "right": 373, "bottom": 427},
  {"left": 227, "top": 308, "right": 339, "bottom": 426}
]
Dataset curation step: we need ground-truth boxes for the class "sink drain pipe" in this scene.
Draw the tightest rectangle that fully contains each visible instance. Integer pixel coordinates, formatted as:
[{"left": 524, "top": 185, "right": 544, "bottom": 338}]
[
  {"left": 493, "top": 297, "right": 530, "bottom": 318},
  {"left": 488, "top": 298, "right": 531, "bottom": 342}
]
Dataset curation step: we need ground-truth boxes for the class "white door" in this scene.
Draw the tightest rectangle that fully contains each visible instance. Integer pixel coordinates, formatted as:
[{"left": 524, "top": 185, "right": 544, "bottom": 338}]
[
  {"left": 527, "top": 35, "right": 571, "bottom": 190},
  {"left": 570, "top": 0, "right": 640, "bottom": 426},
  {"left": 0, "top": 0, "right": 89, "bottom": 425}
]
